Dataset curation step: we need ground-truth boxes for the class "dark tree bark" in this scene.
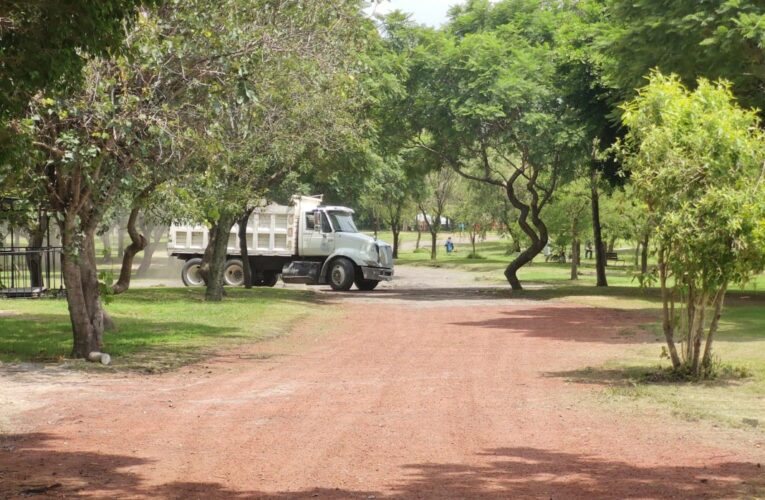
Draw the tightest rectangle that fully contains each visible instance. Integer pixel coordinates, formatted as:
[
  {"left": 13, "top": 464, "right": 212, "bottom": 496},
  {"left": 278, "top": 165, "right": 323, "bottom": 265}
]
[
  {"left": 590, "top": 168, "right": 608, "bottom": 287},
  {"left": 385, "top": 203, "right": 403, "bottom": 259},
  {"left": 419, "top": 205, "right": 441, "bottom": 260},
  {"left": 112, "top": 207, "right": 147, "bottom": 295},
  {"left": 502, "top": 168, "right": 550, "bottom": 291},
  {"left": 205, "top": 213, "right": 235, "bottom": 302},
  {"left": 640, "top": 232, "right": 649, "bottom": 275},
  {"left": 238, "top": 208, "right": 254, "bottom": 288},
  {"left": 415, "top": 226, "right": 422, "bottom": 250},
  {"left": 26, "top": 212, "right": 48, "bottom": 288}
]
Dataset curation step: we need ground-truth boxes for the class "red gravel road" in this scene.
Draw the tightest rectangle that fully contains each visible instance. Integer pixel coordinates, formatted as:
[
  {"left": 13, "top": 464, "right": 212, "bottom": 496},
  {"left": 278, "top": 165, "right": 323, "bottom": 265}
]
[{"left": 1, "top": 289, "right": 763, "bottom": 498}]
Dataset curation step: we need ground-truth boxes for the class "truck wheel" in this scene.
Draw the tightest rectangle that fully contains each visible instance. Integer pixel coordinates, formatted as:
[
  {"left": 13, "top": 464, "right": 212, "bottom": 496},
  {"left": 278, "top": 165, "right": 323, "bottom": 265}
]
[
  {"left": 254, "top": 272, "right": 279, "bottom": 287},
  {"left": 224, "top": 259, "right": 245, "bottom": 287},
  {"left": 328, "top": 258, "right": 354, "bottom": 291},
  {"left": 355, "top": 278, "right": 379, "bottom": 291},
  {"left": 181, "top": 258, "right": 204, "bottom": 287}
]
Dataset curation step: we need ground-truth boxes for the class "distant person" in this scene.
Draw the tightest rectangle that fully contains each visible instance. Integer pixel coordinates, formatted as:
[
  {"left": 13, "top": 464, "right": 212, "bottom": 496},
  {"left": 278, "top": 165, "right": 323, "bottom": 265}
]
[
  {"left": 585, "top": 240, "right": 593, "bottom": 259},
  {"left": 445, "top": 237, "right": 454, "bottom": 253}
]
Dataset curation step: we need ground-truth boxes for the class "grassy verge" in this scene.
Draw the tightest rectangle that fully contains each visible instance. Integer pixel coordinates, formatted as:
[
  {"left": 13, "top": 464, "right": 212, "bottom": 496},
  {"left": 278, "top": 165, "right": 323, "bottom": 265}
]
[
  {"left": 0, "top": 287, "right": 318, "bottom": 372},
  {"left": 539, "top": 286, "right": 765, "bottom": 433}
]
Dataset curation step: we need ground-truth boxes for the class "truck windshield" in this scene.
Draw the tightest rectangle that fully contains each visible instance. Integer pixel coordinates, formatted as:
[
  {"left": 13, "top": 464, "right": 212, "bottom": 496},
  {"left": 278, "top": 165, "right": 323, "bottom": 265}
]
[{"left": 328, "top": 211, "right": 358, "bottom": 233}]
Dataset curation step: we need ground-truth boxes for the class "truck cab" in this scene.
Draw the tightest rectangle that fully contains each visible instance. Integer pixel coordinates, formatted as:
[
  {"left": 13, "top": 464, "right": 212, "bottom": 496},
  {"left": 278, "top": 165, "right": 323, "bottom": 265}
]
[{"left": 284, "top": 204, "right": 394, "bottom": 290}]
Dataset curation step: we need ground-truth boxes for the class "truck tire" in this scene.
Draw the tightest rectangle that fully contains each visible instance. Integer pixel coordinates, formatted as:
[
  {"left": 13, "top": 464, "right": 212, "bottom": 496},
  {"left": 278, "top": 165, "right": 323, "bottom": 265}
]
[
  {"left": 254, "top": 272, "right": 279, "bottom": 287},
  {"left": 181, "top": 258, "right": 204, "bottom": 287},
  {"left": 224, "top": 259, "right": 245, "bottom": 287},
  {"left": 354, "top": 277, "right": 379, "bottom": 291},
  {"left": 328, "top": 258, "right": 354, "bottom": 291}
]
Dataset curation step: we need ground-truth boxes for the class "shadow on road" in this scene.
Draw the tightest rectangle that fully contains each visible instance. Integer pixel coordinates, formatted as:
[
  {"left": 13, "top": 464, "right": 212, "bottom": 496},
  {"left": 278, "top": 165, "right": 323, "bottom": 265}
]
[{"left": 1, "top": 433, "right": 761, "bottom": 498}]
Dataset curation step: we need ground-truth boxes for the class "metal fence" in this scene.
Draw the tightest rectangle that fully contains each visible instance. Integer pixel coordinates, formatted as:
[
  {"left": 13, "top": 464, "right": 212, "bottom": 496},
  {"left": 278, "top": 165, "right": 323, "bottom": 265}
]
[{"left": 0, "top": 247, "right": 64, "bottom": 298}]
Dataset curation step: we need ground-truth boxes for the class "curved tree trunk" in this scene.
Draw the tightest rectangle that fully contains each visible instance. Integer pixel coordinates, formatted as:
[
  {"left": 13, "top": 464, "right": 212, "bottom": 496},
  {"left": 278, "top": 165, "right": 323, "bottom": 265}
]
[
  {"left": 112, "top": 207, "right": 147, "bottom": 295},
  {"left": 503, "top": 172, "right": 549, "bottom": 291}
]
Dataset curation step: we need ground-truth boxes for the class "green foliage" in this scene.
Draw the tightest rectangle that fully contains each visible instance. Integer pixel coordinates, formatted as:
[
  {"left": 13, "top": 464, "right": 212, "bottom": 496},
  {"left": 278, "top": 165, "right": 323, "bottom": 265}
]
[
  {"left": 621, "top": 73, "right": 765, "bottom": 291},
  {"left": 601, "top": 0, "right": 765, "bottom": 111},
  {"left": 621, "top": 72, "right": 765, "bottom": 376},
  {"left": 0, "top": 0, "right": 160, "bottom": 118}
]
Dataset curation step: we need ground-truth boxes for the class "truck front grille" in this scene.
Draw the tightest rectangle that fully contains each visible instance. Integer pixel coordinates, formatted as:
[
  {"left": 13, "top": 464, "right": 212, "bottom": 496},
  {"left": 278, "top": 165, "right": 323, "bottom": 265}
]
[{"left": 380, "top": 245, "right": 393, "bottom": 267}]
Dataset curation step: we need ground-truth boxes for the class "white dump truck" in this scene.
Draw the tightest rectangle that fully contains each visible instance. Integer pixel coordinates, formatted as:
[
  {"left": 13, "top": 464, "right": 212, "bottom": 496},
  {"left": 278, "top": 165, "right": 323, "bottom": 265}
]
[{"left": 167, "top": 196, "right": 394, "bottom": 291}]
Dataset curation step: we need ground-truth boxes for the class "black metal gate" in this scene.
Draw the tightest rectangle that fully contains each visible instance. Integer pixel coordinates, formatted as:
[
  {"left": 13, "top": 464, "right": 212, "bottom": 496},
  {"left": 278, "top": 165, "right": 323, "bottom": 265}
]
[{"left": 0, "top": 247, "right": 64, "bottom": 298}]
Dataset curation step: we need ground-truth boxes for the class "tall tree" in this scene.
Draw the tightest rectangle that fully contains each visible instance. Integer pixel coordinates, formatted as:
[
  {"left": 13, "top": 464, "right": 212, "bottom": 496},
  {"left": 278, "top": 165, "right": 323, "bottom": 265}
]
[
  {"left": 409, "top": 0, "right": 583, "bottom": 289},
  {"left": 621, "top": 73, "right": 765, "bottom": 377}
]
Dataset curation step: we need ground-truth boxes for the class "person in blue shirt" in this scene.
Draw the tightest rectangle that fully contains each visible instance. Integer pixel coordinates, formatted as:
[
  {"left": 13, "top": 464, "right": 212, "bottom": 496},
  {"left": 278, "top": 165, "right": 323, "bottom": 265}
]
[{"left": 445, "top": 237, "right": 454, "bottom": 253}]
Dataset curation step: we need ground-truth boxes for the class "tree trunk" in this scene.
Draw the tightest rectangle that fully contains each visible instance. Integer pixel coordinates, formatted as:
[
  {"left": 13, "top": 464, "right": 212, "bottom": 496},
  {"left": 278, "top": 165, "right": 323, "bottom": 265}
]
[
  {"left": 112, "top": 207, "right": 147, "bottom": 295},
  {"left": 392, "top": 226, "right": 400, "bottom": 259},
  {"left": 238, "top": 208, "right": 254, "bottom": 288},
  {"left": 100, "top": 230, "right": 112, "bottom": 260},
  {"left": 658, "top": 251, "right": 682, "bottom": 369},
  {"left": 640, "top": 232, "right": 649, "bottom": 275},
  {"left": 26, "top": 212, "right": 48, "bottom": 288},
  {"left": 570, "top": 238, "right": 579, "bottom": 280},
  {"left": 430, "top": 230, "right": 437, "bottom": 260},
  {"left": 590, "top": 168, "right": 607, "bottom": 287},
  {"left": 634, "top": 241, "right": 641, "bottom": 267},
  {"left": 607, "top": 235, "right": 617, "bottom": 254},
  {"left": 117, "top": 217, "right": 126, "bottom": 259},
  {"left": 415, "top": 226, "right": 422, "bottom": 250},
  {"left": 702, "top": 285, "right": 727, "bottom": 372},
  {"left": 136, "top": 225, "right": 164, "bottom": 277},
  {"left": 205, "top": 213, "right": 235, "bottom": 302},
  {"left": 471, "top": 232, "right": 476, "bottom": 256},
  {"left": 503, "top": 174, "right": 549, "bottom": 291},
  {"left": 61, "top": 223, "right": 106, "bottom": 358}
]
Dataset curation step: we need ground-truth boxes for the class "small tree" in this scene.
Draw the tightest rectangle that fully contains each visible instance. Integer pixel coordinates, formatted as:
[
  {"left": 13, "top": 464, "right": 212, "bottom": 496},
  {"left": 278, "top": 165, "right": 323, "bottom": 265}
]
[
  {"left": 621, "top": 73, "right": 765, "bottom": 377},
  {"left": 415, "top": 167, "right": 456, "bottom": 260}
]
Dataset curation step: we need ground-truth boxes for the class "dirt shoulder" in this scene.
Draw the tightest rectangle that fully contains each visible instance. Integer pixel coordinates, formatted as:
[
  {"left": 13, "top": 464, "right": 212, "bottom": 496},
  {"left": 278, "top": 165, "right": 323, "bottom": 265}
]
[{"left": 1, "top": 267, "right": 763, "bottom": 498}]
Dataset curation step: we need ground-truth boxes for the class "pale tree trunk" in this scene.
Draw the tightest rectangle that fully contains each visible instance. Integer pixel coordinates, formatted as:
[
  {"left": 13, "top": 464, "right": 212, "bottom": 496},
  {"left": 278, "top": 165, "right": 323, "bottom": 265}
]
[
  {"left": 658, "top": 249, "right": 682, "bottom": 369},
  {"left": 61, "top": 221, "right": 106, "bottom": 358},
  {"left": 205, "top": 213, "right": 235, "bottom": 302},
  {"left": 136, "top": 225, "right": 165, "bottom": 277},
  {"left": 570, "top": 238, "right": 579, "bottom": 280},
  {"left": 701, "top": 285, "right": 727, "bottom": 373},
  {"left": 590, "top": 168, "right": 607, "bottom": 287}
]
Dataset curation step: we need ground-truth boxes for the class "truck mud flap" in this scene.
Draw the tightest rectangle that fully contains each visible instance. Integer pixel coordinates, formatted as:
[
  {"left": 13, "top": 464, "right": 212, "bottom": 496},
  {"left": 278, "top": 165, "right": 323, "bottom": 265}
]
[{"left": 281, "top": 261, "right": 321, "bottom": 285}]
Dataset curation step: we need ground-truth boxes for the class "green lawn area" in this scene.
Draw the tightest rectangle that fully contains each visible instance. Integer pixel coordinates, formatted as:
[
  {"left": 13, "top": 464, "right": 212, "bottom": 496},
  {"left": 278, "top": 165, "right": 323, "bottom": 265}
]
[
  {"left": 0, "top": 287, "right": 317, "bottom": 372},
  {"left": 389, "top": 235, "right": 765, "bottom": 291}
]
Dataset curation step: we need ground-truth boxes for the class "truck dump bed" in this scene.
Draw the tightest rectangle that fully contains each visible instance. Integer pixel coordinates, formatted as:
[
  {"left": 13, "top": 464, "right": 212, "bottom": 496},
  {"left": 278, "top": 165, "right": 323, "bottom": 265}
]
[{"left": 168, "top": 196, "right": 322, "bottom": 257}]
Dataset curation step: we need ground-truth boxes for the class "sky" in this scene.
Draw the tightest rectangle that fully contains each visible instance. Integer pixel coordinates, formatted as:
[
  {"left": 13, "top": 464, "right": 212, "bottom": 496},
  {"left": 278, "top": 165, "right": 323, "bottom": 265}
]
[{"left": 365, "top": 0, "right": 467, "bottom": 27}]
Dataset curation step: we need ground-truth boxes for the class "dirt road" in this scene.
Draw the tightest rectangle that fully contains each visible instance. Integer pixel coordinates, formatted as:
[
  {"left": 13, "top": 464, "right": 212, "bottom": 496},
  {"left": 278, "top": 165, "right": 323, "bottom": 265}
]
[{"left": 1, "top": 267, "right": 763, "bottom": 498}]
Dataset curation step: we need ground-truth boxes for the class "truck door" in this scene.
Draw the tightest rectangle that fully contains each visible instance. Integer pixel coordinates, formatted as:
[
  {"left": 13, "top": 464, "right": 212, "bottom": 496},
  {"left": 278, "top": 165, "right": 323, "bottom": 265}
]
[{"left": 301, "top": 210, "right": 335, "bottom": 256}]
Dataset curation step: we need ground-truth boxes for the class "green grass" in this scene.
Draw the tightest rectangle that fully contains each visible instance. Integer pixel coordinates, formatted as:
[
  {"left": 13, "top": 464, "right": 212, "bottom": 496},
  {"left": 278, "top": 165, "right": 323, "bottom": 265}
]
[
  {"left": 540, "top": 287, "right": 765, "bottom": 433},
  {"left": 0, "top": 287, "right": 317, "bottom": 372},
  {"left": 391, "top": 236, "right": 765, "bottom": 291}
]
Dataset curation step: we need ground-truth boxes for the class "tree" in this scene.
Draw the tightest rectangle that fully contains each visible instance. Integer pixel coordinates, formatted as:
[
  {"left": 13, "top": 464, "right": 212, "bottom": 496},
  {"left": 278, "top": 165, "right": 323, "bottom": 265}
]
[
  {"left": 620, "top": 72, "right": 765, "bottom": 377},
  {"left": 0, "top": 0, "right": 159, "bottom": 119},
  {"left": 415, "top": 167, "right": 456, "bottom": 260},
  {"left": 543, "top": 179, "right": 592, "bottom": 280},
  {"left": 453, "top": 180, "right": 500, "bottom": 258},
  {"left": 601, "top": 1, "right": 765, "bottom": 112},
  {"left": 409, "top": 0, "right": 583, "bottom": 289}
]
